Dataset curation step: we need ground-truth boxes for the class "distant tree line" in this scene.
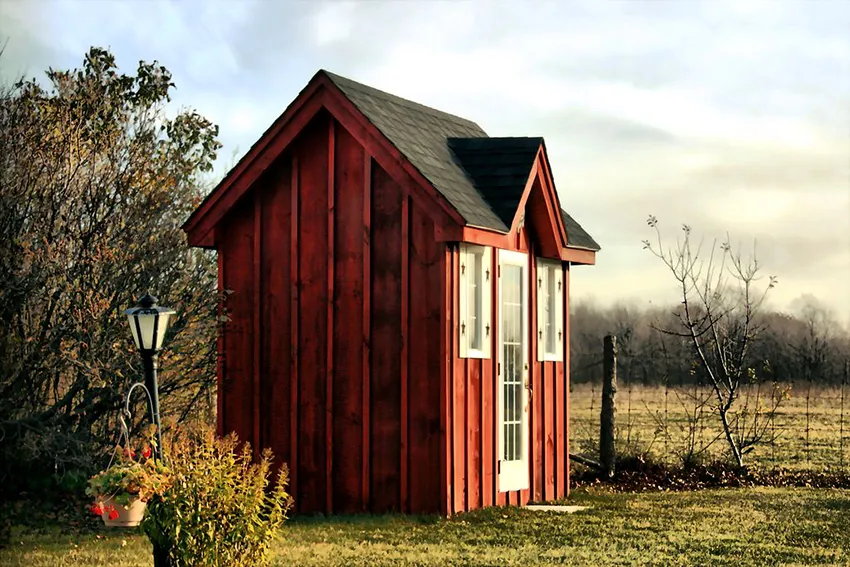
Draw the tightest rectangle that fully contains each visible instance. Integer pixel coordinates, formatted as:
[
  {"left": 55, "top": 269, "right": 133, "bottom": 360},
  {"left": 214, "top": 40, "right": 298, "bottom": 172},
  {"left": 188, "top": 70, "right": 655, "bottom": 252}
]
[{"left": 571, "top": 297, "right": 850, "bottom": 388}]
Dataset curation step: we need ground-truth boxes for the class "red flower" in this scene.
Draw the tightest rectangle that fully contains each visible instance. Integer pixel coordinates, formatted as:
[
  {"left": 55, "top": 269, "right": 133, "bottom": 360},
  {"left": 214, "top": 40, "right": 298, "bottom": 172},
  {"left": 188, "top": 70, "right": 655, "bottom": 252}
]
[
  {"left": 124, "top": 447, "right": 136, "bottom": 459},
  {"left": 108, "top": 508, "right": 119, "bottom": 521},
  {"left": 142, "top": 446, "right": 152, "bottom": 459},
  {"left": 90, "top": 503, "right": 104, "bottom": 516}
]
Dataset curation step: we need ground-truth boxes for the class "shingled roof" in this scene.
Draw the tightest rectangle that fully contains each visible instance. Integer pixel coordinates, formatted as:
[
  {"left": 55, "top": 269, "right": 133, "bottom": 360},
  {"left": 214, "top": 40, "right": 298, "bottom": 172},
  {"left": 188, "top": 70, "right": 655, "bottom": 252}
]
[
  {"left": 448, "top": 137, "right": 542, "bottom": 229},
  {"left": 560, "top": 209, "right": 600, "bottom": 251},
  {"left": 324, "top": 71, "right": 599, "bottom": 251}
]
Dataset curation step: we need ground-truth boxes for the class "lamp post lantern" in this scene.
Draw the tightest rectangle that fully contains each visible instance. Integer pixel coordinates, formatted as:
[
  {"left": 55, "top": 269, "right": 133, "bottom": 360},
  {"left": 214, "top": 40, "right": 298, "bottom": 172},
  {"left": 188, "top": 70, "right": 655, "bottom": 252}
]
[{"left": 124, "top": 294, "right": 175, "bottom": 461}]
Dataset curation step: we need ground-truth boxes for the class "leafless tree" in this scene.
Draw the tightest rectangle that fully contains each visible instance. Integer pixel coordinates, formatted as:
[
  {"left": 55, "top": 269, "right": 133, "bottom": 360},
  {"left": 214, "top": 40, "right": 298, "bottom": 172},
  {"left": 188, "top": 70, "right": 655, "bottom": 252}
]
[{"left": 642, "top": 215, "right": 782, "bottom": 466}]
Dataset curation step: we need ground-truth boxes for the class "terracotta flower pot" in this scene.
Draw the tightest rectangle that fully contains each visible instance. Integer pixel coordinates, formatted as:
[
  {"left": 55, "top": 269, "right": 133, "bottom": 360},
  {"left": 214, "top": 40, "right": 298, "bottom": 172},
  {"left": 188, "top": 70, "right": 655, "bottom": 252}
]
[{"left": 100, "top": 496, "right": 147, "bottom": 528}]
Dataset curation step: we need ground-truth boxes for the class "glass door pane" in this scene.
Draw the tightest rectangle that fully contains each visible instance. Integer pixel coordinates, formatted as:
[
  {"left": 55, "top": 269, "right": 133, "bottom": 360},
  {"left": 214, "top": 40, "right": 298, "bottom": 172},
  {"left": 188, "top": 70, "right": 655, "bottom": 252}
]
[{"left": 501, "top": 263, "right": 523, "bottom": 463}]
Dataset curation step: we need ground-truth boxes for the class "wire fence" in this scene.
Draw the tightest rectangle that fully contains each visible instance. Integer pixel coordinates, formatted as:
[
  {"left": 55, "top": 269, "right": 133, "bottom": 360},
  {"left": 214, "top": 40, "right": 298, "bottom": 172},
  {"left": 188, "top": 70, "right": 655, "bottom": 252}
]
[{"left": 570, "top": 356, "right": 850, "bottom": 472}]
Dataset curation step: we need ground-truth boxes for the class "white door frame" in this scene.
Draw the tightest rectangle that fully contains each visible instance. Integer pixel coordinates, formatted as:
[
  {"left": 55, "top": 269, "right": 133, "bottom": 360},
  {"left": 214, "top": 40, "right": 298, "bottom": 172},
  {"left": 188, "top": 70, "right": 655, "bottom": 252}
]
[{"left": 497, "top": 249, "right": 530, "bottom": 492}]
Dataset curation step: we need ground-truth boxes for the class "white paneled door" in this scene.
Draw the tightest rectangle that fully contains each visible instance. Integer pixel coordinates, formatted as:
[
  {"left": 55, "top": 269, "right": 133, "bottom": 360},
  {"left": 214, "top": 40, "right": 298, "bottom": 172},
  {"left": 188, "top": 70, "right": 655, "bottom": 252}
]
[{"left": 497, "top": 250, "right": 529, "bottom": 492}]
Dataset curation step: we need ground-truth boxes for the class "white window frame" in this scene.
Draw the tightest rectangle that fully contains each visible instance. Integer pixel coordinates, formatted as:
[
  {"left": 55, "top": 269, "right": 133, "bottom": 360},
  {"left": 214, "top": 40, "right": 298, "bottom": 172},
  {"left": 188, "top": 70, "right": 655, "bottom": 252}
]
[
  {"left": 459, "top": 243, "right": 492, "bottom": 359},
  {"left": 536, "top": 258, "right": 564, "bottom": 362}
]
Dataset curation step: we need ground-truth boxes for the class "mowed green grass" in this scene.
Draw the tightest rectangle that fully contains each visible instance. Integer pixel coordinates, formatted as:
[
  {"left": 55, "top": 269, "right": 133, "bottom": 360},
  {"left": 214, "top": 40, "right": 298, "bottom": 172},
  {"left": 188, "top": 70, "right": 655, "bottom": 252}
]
[
  {"left": 570, "top": 383, "right": 850, "bottom": 470},
  {"left": 3, "top": 488, "right": 849, "bottom": 566}
]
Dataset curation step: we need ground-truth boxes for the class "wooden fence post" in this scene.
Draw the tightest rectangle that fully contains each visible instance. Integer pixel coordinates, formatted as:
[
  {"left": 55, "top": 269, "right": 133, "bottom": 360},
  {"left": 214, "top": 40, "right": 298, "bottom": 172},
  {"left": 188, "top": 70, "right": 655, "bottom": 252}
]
[{"left": 600, "top": 335, "right": 618, "bottom": 478}]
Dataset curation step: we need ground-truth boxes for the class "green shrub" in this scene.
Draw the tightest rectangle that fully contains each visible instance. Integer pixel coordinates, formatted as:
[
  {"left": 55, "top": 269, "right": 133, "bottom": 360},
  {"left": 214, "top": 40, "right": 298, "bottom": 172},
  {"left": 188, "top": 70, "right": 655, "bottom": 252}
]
[{"left": 142, "top": 424, "right": 292, "bottom": 566}]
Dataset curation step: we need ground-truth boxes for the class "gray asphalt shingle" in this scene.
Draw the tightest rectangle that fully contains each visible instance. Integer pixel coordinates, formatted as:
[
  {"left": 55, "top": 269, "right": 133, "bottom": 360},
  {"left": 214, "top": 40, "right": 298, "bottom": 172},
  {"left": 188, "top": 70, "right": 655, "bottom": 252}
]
[{"left": 324, "top": 71, "right": 599, "bottom": 251}]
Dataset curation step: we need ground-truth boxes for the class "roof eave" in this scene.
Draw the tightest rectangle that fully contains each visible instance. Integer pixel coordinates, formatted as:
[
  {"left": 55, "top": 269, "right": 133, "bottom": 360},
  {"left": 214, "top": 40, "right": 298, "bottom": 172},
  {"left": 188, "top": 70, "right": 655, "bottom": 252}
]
[{"left": 561, "top": 247, "right": 597, "bottom": 265}]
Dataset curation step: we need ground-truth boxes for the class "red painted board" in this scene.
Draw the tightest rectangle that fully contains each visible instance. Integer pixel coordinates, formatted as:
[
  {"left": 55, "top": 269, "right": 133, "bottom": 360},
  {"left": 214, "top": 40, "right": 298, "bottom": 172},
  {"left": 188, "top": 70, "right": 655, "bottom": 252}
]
[
  {"left": 216, "top": 245, "right": 225, "bottom": 437},
  {"left": 260, "top": 158, "right": 292, "bottom": 477},
  {"left": 544, "top": 362, "right": 555, "bottom": 501},
  {"left": 295, "top": 115, "right": 329, "bottom": 514},
  {"left": 253, "top": 187, "right": 262, "bottom": 460},
  {"left": 408, "top": 203, "right": 442, "bottom": 514},
  {"left": 369, "top": 163, "right": 403, "bottom": 513},
  {"left": 452, "top": 249, "right": 466, "bottom": 514},
  {"left": 219, "top": 196, "right": 255, "bottom": 447},
  {"left": 325, "top": 119, "right": 335, "bottom": 515},
  {"left": 467, "top": 359, "right": 481, "bottom": 511},
  {"left": 332, "top": 124, "right": 365, "bottom": 513},
  {"left": 555, "top": 359, "right": 566, "bottom": 498},
  {"left": 400, "top": 196, "right": 410, "bottom": 513},
  {"left": 289, "top": 155, "right": 300, "bottom": 510},
  {"left": 361, "top": 154, "right": 372, "bottom": 511},
  {"left": 440, "top": 246, "right": 452, "bottom": 516}
]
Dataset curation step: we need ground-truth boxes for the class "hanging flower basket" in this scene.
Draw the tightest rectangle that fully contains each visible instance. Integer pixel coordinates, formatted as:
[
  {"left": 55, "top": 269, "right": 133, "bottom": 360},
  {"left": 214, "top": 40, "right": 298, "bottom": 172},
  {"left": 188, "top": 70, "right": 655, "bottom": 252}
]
[
  {"left": 92, "top": 496, "right": 148, "bottom": 527},
  {"left": 86, "top": 442, "right": 171, "bottom": 529}
]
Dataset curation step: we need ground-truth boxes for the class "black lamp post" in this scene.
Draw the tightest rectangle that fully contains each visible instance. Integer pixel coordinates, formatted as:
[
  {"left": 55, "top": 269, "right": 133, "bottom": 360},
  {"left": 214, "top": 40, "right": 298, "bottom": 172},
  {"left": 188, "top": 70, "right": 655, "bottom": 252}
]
[{"left": 124, "top": 294, "right": 175, "bottom": 461}]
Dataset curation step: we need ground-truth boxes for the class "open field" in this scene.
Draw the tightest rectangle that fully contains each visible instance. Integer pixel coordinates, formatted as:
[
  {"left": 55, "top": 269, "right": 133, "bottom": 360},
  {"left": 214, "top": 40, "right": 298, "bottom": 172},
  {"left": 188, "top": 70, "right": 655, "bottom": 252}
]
[
  {"left": 3, "top": 488, "right": 849, "bottom": 566},
  {"left": 570, "top": 383, "right": 850, "bottom": 470}
]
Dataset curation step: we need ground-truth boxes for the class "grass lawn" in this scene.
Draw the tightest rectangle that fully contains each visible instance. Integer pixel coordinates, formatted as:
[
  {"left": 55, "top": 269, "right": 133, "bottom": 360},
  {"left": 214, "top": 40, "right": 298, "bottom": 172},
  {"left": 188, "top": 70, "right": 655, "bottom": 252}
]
[{"left": 3, "top": 487, "right": 849, "bottom": 566}]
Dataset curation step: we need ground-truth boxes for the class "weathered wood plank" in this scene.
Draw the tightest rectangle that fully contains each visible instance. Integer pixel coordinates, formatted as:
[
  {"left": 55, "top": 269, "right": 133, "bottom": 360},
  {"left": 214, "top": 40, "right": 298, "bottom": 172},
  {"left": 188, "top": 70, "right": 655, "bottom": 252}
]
[
  {"left": 361, "top": 153, "right": 372, "bottom": 511},
  {"left": 253, "top": 186, "right": 262, "bottom": 459},
  {"left": 440, "top": 246, "right": 453, "bottom": 515},
  {"left": 260, "top": 158, "right": 292, "bottom": 479},
  {"left": 532, "top": 255, "right": 544, "bottom": 504},
  {"left": 325, "top": 118, "right": 335, "bottom": 515},
  {"left": 467, "top": 359, "right": 481, "bottom": 511},
  {"left": 545, "top": 361, "right": 555, "bottom": 500},
  {"left": 556, "top": 353, "right": 566, "bottom": 498},
  {"left": 409, "top": 203, "right": 441, "bottom": 514},
  {"left": 400, "top": 195, "right": 410, "bottom": 513},
  {"left": 333, "top": 125, "right": 365, "bottom": 512},
  {"left": 369, "top": 163, "right": 403, "bottom": 513},
  {"left": 289, "top": 154, "right": 300, "bottom": 510},
  {"left": 296, "top": 115, "right": 329, "bottom": 514},
  {"left": 452, "top": 249, "right": 466, "bottom": 514},
  {"left": 216, "top": 244, "right": 225, "bottom": 437},
  {"left": 219, "top": 197, "right": 255, "bottom": 447}
]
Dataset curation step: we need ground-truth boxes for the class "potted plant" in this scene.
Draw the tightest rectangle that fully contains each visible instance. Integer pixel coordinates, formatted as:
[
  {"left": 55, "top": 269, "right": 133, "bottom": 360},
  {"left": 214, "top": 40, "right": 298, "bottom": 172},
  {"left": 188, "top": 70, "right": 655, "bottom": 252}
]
[{"left": 87, "top": 443, "right": 171, "bottom": 528}]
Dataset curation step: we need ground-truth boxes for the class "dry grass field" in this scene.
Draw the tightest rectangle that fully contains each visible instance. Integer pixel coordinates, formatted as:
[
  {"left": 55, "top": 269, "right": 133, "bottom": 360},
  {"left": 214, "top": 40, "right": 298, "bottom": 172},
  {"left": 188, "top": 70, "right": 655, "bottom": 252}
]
[{"left": 570, "top": 382, "right": 850, "bottom": 470}]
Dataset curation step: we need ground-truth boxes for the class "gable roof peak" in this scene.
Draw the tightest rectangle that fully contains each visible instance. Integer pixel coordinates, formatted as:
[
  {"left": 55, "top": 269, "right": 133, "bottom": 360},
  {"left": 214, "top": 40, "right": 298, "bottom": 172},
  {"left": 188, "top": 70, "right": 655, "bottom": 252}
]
[{"left": 184, "top": 68, "right": 599, "bottom": 256}]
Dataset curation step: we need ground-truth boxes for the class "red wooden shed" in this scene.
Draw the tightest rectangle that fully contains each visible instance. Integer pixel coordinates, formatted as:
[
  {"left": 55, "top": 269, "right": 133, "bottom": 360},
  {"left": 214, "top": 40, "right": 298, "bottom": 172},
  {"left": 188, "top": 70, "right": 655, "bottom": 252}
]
[{"left": 183, "top": 70, "right": 599, "bottom": 516}]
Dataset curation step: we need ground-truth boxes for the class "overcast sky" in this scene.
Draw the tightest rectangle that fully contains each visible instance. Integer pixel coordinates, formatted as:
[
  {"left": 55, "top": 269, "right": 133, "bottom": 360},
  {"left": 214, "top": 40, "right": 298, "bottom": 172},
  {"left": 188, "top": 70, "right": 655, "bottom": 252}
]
[{"left": 2, "top": 0, "right": 849, "bottom": 321}]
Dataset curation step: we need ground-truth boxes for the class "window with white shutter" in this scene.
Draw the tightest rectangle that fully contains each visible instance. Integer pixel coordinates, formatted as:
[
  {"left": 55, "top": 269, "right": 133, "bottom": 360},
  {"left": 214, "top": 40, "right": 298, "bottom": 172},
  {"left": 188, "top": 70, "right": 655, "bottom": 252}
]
[
  {"left": 536, "top": 258, "right": 564, "bottom": 361},
  {"left": 459, "top": 244, "right": 492, "bottom": 358}
]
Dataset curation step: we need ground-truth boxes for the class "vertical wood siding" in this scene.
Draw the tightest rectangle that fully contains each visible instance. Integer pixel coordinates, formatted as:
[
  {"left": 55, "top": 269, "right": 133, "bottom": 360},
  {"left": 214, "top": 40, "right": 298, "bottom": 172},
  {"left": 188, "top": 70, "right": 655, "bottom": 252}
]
[
  {"left": 214, "top": 111, "right": 571, "bottom": 516},
  {"left": 217, "top": 197, "right": 255, "bottom": 449},
  {"left": 295, "top": 116, "right": 329, "bottom": 514},
  {"left": 216, "top": 112, "right": 443, "bottom": 514},
  {"left": 260, "top": 158, "right": 292, "bottom": 482},
  {"left": 369, "top": 162, "right": 403, "bottom": 512},
  {"left": 443, "top": 231, "right": 571, "bottom": 515},
  {"left": 409, "top": 203, "right": 443, "bottom": 514},
  {"left": 332, "top": 125, "right": 365, "bottom": 512}
]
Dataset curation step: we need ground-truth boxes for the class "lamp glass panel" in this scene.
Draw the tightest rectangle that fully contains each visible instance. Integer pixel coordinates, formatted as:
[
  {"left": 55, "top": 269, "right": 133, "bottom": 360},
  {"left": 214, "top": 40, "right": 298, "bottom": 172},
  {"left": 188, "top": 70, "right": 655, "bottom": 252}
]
[
  {"left": 136, "top": 313, "right": 157, "bottom": 350},
  {"left": 154, "top": 312, "right": 173, "bottom": 349},
  {"left": 127, "top": 315, "right": 142, "bottom": 349}
]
